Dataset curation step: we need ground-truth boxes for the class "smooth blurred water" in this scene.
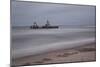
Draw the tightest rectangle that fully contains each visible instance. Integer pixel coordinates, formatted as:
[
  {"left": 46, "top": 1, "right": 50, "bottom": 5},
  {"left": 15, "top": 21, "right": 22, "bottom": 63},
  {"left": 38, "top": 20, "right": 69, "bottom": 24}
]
[{"left": 11, "top": 26, "right": 95, "bottom": 58}]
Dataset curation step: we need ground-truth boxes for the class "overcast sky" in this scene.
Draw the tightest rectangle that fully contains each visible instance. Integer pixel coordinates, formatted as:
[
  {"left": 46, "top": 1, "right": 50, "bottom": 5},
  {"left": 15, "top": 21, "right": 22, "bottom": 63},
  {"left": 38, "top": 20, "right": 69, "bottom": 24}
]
[{"left": 11, "top": 1, "right": 96, "bottom": 26}]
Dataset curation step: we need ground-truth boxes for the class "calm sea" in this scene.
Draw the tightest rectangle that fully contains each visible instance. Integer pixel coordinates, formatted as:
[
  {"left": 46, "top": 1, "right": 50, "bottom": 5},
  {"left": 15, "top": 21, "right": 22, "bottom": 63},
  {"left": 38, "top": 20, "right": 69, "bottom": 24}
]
[{"left": 11, "top": 26, "right": 96, "bottom": 58}]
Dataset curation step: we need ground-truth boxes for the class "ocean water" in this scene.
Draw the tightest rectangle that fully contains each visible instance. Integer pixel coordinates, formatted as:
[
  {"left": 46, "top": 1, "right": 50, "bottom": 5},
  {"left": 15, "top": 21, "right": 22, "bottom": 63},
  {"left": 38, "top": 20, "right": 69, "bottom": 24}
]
[{"left": 11, "top": 26, "right": 96, "bottom": 58}]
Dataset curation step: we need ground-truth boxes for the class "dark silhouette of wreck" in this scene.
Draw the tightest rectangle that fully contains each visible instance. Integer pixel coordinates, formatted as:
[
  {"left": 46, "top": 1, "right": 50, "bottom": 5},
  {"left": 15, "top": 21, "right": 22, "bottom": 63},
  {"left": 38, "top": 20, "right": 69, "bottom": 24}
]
[
  {"left": 30, "top": 20, "right": 59, "bottom": 29},
  {"left": 30, "top": 22, "right": 39, "bottom": 29}
]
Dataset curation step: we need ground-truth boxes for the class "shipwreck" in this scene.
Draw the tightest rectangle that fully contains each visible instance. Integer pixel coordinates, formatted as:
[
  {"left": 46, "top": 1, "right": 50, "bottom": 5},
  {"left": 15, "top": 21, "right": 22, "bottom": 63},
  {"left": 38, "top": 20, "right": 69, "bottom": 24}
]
[{"left": 30, "top": 20, "right": 59, "bottom": 29}]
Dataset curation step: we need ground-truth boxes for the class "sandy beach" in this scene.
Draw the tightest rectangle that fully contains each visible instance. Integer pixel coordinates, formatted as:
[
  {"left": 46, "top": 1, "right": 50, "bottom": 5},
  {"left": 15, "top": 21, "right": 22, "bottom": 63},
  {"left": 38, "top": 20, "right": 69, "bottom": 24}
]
[
  {"left": 11, "top": 26, "right": 96, "bottom": 67},
  {"left": 12, "top": 42, "right": 96, "bottom": 66}
]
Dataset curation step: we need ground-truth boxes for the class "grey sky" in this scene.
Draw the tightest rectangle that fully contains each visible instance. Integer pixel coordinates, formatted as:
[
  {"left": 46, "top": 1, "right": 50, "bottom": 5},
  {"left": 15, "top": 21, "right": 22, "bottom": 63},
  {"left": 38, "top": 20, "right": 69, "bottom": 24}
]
[{"left": 11, "top": 1, "right": 96, "bottom": 26}]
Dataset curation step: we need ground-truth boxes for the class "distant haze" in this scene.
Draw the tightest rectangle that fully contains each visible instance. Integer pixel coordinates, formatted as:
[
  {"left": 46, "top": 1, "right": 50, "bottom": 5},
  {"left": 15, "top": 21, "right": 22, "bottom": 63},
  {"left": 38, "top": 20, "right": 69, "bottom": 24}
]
[{"left": 11, "top": 1, "right": 96, "bottom": 26}]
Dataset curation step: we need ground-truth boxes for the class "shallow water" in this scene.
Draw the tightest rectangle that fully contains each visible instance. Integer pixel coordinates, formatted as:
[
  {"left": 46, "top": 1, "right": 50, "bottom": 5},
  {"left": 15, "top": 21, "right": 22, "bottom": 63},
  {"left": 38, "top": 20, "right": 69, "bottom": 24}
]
[{"left": 11, "top": 27, "right": 95, "bottom": 58}]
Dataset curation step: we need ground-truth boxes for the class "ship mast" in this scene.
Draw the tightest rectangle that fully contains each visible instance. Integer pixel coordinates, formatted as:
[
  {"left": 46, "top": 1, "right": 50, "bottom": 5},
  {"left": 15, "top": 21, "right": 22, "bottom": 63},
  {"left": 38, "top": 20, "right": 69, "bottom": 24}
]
[
  {"left": 33, "top": 22, "right": 38, "bottom": 27},
  {"left": 33, "top": 16, "right": 38, "bottom": 27},
  {"left": 45, "top": 19, "right": 50, "bottom": 27}
]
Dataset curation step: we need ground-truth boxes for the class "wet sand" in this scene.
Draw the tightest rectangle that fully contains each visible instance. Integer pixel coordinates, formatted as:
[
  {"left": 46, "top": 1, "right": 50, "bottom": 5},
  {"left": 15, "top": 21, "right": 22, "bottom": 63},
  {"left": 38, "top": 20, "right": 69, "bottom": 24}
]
[{"left": 12, "top": 42, "right": 96, "bottom": 66}]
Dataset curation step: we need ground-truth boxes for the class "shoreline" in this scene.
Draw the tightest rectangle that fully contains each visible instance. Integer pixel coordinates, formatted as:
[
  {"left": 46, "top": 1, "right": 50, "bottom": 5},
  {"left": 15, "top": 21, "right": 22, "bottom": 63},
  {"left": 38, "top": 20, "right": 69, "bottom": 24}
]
[{"left": 12, "top": 42, "right": 96, "bottom": 66}]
